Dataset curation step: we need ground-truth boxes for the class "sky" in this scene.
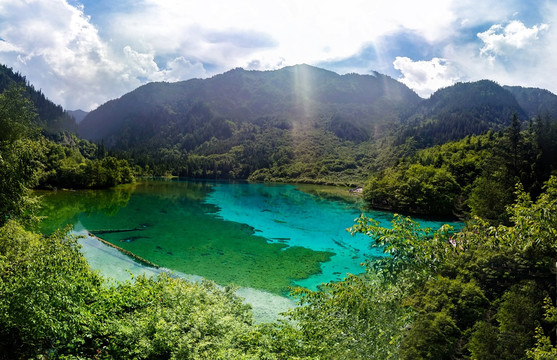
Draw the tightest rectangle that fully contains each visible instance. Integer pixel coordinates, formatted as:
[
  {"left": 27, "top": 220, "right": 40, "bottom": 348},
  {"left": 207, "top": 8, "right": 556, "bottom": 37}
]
[{"left": 0, "top": 0, "right": 555, "bottom": 111}]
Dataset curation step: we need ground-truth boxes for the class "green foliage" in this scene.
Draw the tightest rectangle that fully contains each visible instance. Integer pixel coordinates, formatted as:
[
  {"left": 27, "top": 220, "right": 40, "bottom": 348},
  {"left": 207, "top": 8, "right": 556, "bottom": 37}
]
[
  {"left": 363, "top": 163, "right": 460, "bottom": 216},
  {"left": 0, "top": 138, "right": 44, "bottom": 225},
  {"left": 0, "top": 85, "right": 45, "bottom": 225},
  {"left": 39, "top": 136, "right": 134, "bottom": 189},
  {"left": 287, "top": 274, "right": 410, "bottom": 359},
  {"left": 364, "top": 133, "right": 493, "bottom": 217},
  {"left": 399, "top": 80, "right": 526, "bottom": 147},
  {"left": 0, "top": 221, "right": 102, "bottom": 358},
  {"left": 351, "top": 214, "right": 455, "bottom": 282},
  {"left": 467, "top": 175, "right": 513, "bottom": 224},
  {"left": 347, "top": 176, "right": 557, "bottom": 358},
  {"left": 400, "top": 310, "right": 461, "bottom": 360},
  {"left": 92, "top": 276, "right": 261, "bottom": 360},
  {"left": 0, "top": 219, "right": 305, "bottom": 359},
  {"left": 0, "top": 84, "right": 38, "bottom": 142},
  {"left": 364, "top": 113, "right": 557, "bottom": 221},
  {"left": 0, "top": 64, "right": 76, "bottom": 133}
]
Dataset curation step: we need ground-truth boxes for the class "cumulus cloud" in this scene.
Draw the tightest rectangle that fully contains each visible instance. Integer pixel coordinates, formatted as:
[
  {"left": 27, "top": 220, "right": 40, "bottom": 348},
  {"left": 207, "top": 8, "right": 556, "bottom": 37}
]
[
  {"left": 393, "top": 57, "right": 461, "bottom": 97},
  {"left": 122, "top": 46, "right": 207, "bottom": 82},
  {"left": 0, "top": 0, "right": 556, "bottom": 110},
  {"left": 162, "top": 57, "right": 207, "bottom": 82},
  {"left": 0, "top": 0, "right": 125, "bottom": 109},
  {"left": 0, "top": 40, "right": 21, "bottom": 53},
  {"left": 0, "top": 0, "right": 208, "bottom": 110},
  {"left": 444, "top": 12, "right": 557, "bottom": 94},
  {"left": 478, "top": 20, "right": 549, "bottom": 58},
  {"left": 105, "top": 0, "right": 463, "bottom": 71}
]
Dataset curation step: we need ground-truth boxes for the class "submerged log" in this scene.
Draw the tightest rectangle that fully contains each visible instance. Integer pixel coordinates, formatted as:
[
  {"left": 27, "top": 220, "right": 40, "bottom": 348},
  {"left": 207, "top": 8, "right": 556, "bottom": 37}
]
[
  {"left": 87, "top": 232, "right": 160, "bottom": 269},
  {"left": 90, "top": 226, "right": 147, "bottom": 234}
]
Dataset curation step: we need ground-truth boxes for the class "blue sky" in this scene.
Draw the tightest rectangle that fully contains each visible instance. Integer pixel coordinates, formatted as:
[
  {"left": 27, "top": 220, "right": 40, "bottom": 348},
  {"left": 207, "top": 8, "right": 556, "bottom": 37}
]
[{"left": 0, "top": 0, "right": 555, "bottom": 111}]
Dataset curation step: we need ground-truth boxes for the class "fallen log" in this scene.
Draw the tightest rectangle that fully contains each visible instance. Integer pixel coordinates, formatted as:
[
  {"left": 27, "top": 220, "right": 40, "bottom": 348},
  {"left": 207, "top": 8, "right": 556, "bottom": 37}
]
[
  {"left": 89, "top": 226, "right": 146, "bottom": 234},
  {"left": 87, "top": 232, "right": 160, "bottom": 269}
]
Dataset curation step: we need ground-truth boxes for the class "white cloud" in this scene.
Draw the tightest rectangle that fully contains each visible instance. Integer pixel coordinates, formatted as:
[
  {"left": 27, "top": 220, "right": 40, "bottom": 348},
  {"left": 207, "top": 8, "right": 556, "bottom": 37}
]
[
  {"left": 122, "top": 46, "right": 207, "bottom": 82},
  {"left": 393, "top": 57, "right": 461, "bottom": 97},
  {"left": 106, "top": 0, "right": 462, "bottom": 71},
  {"left": 0, "top": 0, "right": 556, "bottom": 110},
  {"left": 0, "top": 40, "right": 21, "bottom": 53},
  {"left": 0, "top": 0, "right": 126, "bottom": 110},
  {"left": 123, "top": 46, "right": 160, "bottom": 79},
  {"left": 162, "top": 57, "right": 207, "bottom": 82},
  {"left": 444, "top": 10, "right": 557, "bottom": 94},
  {"left": 478, "top": 20, "right": 549, "bottom": 58}
]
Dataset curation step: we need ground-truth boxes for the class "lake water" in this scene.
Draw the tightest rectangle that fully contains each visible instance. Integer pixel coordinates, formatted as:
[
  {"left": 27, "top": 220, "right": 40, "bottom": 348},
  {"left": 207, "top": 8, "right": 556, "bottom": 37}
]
[{"left": 37, "top": 179, "right": 459, "bottom": 320}]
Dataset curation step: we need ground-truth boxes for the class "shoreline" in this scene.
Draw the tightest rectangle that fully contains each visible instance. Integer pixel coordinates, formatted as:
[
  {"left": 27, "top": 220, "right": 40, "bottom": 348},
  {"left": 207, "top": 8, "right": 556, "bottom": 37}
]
[{"left": 77, "top": 228, "right": 295, "bottom": 323}]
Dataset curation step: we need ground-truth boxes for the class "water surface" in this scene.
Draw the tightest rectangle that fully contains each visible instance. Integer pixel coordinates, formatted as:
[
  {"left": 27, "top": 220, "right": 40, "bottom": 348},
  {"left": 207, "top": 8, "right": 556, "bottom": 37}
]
[{"left": 38, "top": 180, "right": 459, "bottom": 296}]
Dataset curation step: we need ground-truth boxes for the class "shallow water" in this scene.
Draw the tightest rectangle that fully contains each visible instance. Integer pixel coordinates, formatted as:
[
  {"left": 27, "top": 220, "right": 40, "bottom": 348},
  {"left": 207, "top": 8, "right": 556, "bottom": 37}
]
[
  {"left": 70, "top": 224, "right": 294, "bottom": 323},
  {"left": 37, "top": 179, "right": 459, "bottom": 306}
]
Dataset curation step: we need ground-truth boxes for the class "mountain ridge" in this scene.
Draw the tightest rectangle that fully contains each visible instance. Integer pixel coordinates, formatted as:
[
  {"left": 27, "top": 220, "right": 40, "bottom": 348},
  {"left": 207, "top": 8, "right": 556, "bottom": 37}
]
[
  {"left": 397, "top": 80, "right": 534, "bottom": 147},
  {"left": 75, "top": 64, "right": 557, "bottom": 181},
  {"left": 78, "top": 64, "right": 421, "bottom": 144}
]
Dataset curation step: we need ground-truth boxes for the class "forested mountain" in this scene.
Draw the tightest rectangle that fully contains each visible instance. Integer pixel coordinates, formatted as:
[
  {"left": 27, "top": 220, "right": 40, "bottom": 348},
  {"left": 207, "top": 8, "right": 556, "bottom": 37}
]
[
  {"left": 397, "top": 80, "right": 528, "bottom": 147},
  {"left": 79, "top": 64, "right": 420, "bottom": 144},
  {"left": 67, "top": 109, "right": 88, "bottom": 124},
  {"left": 78, "top": 65, "right": 557, "bottom": 183},
  {"left": 0, "top": 64, "right": 77, "bottom": 133},
  {"left": 504, "top": 85, "right": 557, "bottom": 119},
  {"left": 78, "top": 65, "right": 422, "bottom": 182}
]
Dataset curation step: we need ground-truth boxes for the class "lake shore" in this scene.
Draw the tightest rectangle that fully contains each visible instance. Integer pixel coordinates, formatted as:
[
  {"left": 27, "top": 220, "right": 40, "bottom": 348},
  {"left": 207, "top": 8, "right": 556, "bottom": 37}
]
[{"left": 74, "top": 225, "right": 295, "bottom": 323}]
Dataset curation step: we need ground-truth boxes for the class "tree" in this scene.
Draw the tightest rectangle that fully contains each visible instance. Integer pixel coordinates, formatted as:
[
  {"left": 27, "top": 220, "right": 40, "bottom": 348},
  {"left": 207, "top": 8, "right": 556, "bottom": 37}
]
[
  {"left": 0, "top": 84, "right": 37, "bottom": 143},
  {"left": 0, "top": 86, "right": 43, "bottom": 225}
]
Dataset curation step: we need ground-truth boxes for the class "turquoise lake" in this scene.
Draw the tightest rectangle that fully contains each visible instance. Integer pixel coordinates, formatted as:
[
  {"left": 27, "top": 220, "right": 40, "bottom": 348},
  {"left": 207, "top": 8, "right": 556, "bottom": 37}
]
[{"left": 38, "top": 179, "right": 459, "bottom": 298}]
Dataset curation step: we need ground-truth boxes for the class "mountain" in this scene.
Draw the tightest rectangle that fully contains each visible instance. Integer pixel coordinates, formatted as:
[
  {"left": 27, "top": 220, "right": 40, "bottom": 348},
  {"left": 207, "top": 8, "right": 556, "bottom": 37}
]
[
  {"left": 67, "top": 109, "right": 89, "bottom": 124},
  {"left": 398, "top": 80, "right": 529, "bottom": 147},
  {"left": 503, "top": 85, "right": 557, "bottom": 120},
  {"left": 77, "top": 65, "right": 425, "bottom": 182},
  {"left": 79, "top": 64, "right": 421, "bottom": 145},
  {"left": 77, "top": 65, "right": 557, "bottom": 181},
  {"left": 0, "top": 64, "right": 77, "bottom": 133}
]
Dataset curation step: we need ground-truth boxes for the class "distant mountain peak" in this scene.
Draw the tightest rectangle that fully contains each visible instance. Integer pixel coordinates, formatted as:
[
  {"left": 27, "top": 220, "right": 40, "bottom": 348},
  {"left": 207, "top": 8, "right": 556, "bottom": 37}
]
[{"left": 67, "top": 109, "right": 89, "bottom": 124}]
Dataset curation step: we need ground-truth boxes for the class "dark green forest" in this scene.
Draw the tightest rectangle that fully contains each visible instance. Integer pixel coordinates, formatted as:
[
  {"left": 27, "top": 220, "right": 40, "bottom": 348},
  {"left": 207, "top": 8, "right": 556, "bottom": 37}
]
[
  {"left": 365, "top": 113, "right": 557, "bottom": 221},
  {"left": 2, "top": 64, "right": 557, "bottom": 359}
]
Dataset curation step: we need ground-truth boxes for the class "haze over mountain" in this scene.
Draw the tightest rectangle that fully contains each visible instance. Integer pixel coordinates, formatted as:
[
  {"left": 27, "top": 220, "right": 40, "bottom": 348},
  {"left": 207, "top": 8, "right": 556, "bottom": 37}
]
[
  {"left": 79, "top": 64, "right": 420, "bottom": 145},
  {"left": 67, "top": 109, "right": 89, "bottom": 124},
  {"left": 75, "top": 64, "right": 557, "bottom": 182}
]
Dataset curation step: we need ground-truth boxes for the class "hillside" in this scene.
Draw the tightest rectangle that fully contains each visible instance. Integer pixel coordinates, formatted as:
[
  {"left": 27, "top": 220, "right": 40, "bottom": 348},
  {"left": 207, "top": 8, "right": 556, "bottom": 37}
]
[
  {"left": 78, "top": 65, "right": 421, "bottom": 182},
  {"left": 78, "top": 65, "right": 557, "bottom": 182},
  {"left": 397, "top": 80, "right": 528, "bottom": 147},
  {"left": 67, "top": 109, "right": 89, "bottom": 124},
  {"left": 79, "top": 65, "right": 420, "bottom": 144},
  {"left": 0, "top": 64, "right": 77, "bottom": 133},
  {"left": 504, "top": 85, "right": 557, "bottom": 119}
]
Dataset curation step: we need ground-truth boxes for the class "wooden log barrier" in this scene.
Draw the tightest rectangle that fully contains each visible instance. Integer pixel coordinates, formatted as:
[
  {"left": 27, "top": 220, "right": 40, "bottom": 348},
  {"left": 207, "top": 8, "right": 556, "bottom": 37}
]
[{"left": 87, "top": 232, "right": 160, "bottom": 269}]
